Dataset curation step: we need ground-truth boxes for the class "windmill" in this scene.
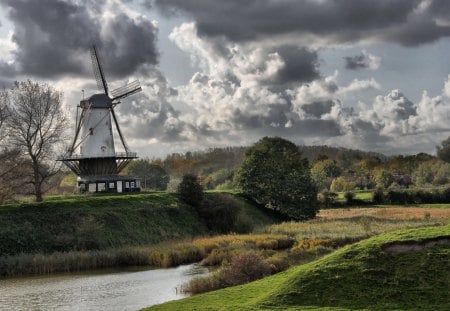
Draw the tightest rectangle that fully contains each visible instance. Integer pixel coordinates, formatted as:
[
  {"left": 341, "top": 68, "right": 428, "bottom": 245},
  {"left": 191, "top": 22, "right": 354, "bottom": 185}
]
[{"left": 59, "top": 45, "right": 142, "bottom": 193}]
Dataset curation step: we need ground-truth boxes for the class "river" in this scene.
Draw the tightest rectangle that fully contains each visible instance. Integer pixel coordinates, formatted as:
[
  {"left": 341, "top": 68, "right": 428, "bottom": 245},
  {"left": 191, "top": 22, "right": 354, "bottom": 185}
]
[{"left": 0, "top": 264, "right": 207, "bottom": 311}]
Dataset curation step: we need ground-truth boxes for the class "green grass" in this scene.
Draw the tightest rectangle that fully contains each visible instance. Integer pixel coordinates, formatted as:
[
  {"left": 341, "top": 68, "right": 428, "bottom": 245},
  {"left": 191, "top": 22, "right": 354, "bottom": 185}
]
[
  {"left": 0, "top": 193, "right": 208, "bottom": 256},
  {"left": 336, "top": 190, "right": 372, "bottom": 202},
  {"left": 148, "top": 224, "right": 450, "bottom": 310}
]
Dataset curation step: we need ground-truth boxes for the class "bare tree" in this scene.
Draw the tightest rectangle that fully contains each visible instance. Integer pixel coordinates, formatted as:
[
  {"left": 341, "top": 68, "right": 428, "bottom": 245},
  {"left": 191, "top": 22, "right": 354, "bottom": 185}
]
[
  {"left": 4, "top": 80, "right": 67, "bottom": 202},
  {"left": 0, "top": 90, "right": 8, "bottom": 142}
]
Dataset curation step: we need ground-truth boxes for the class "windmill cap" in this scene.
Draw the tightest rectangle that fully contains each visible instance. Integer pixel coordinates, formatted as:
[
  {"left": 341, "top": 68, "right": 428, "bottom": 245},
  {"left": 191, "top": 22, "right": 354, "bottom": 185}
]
[{"left": 80, "top": 93, "right": 112, "bottom": 108}]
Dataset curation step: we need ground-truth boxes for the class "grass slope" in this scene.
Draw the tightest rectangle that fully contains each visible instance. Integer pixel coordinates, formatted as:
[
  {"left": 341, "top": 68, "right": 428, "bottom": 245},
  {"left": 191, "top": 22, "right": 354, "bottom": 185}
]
[
  {"left": 148, "top": 224, "right": 450, "bottom": 311},
  {"left": 0, "top": 193, "right": 207, "bottom": 255},
  {"left": 0, "top": 192, "right": 277, "bottom": 256}
]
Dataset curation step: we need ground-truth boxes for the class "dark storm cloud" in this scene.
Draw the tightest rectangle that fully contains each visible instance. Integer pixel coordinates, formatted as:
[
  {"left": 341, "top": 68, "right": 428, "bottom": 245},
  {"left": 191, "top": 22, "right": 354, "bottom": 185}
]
[
  {"left": 1, "top": 0, "right": 158, "bottom": 79},
  {"left": 344, "top": 54, "right": 370, "bottom": 70},
  {"left": 272, "top": 46, "right": 319, "bottom": 85},
  {"left": 301, "top": 100, "right": 334, "bottom": 118},
  {"left": 155, "top": 0, "right": 450, "bottom": 46}
]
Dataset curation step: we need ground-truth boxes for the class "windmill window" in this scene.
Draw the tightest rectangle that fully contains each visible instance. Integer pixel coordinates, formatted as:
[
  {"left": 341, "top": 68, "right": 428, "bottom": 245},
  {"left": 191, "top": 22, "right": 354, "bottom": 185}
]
[
  {"left": 98, "top": 183, "right": 106, "bottom": 192},
  {"left": 88, "top": 183, "right": 96, "bottom": 192}
]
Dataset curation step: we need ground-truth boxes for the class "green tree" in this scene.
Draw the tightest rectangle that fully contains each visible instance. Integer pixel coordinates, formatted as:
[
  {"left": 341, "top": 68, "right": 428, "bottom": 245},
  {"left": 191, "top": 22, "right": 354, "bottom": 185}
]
[
  {"left": 235, "top": 137, "right": 317, "bottom": 220},
  {"left": 178, "top": 174, "right": 203, "bottom": 206},
  {"left": 311, "top": 159, "right": 341, "bottom": 190},
  {"left": 311, "top": 162, "right": 327, "bottom": 190},
  {"left": 128, "top": 160, "right": 169, "bottom": 190},
  {"left": 330, "top": 176, "right": 356, "bottom": 192},
  {"left": 374, "top": 169, "right": 393, "bottom": 189},
  {"left": 437, "top": 136, "right": 450, "bottom": 163}
]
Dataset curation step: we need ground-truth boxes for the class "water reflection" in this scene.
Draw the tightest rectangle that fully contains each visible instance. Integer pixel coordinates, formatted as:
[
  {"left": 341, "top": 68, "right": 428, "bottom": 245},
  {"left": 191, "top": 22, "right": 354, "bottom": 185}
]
[{"left": 0, "top": 264, "right": 207, "bottom": 311}]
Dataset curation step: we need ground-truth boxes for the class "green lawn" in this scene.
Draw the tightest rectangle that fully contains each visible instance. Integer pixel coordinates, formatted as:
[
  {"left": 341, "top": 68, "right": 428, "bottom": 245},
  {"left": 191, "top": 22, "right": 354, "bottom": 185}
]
[{"left": 148, "top": 224, "right": 450, "bottom": 310}]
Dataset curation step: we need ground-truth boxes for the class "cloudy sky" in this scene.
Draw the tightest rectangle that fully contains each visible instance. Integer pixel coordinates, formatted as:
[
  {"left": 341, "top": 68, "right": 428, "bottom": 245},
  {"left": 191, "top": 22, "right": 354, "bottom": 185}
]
[{"left": 2, "top": 0, "right": 450, "bottom": 157}]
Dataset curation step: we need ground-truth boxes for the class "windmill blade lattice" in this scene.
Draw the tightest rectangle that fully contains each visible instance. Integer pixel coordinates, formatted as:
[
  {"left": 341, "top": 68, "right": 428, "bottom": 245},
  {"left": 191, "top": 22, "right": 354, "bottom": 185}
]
[
  {"left": 111, "top": 80, "right": 142, "bottom": 101},
  {"left": 90, "top": 45, "right": 109, "bottom": 95}
]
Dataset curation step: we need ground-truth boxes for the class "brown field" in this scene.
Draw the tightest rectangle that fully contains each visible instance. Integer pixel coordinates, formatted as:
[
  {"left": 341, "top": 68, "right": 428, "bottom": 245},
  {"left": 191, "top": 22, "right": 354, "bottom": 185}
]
[{"left": 318, "top": 206, "right": 450, "bottom": 220}]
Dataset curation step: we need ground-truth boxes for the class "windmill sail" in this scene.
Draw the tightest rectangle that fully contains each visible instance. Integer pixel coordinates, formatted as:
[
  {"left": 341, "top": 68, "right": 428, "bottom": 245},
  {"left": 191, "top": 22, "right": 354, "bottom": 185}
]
[
  {"left": 111, "top": 80, "right": 142, "bottom": 101},
  {"left": 90, "top": 45, "right": 109, "bottom": 95}
]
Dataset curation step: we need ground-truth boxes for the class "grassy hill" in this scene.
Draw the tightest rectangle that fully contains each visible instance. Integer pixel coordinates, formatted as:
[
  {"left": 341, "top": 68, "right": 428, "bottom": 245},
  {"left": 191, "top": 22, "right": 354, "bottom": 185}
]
[
  {"left": 148, "top": 224, "right": 450, "bottom": 310},
  {"left": 0, "top": 192, "right": 276, "bottom": 256}
]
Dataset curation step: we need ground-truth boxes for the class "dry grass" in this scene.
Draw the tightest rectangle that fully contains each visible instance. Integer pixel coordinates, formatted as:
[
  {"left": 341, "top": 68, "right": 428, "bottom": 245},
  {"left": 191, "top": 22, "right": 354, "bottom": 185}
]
[
  {"left": 262, "top": 206, "right": 450, "bottom": 240},
  {"left": 318, "top": 206, "right": 450, "bottom": 220},
  {"left": 0, "top": 234, "right": 294, "bottom": 278}
]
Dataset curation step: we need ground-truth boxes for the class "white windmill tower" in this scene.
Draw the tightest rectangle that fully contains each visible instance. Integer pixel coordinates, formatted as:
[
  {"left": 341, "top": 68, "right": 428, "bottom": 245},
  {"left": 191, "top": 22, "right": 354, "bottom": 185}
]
[{"left": 59, "top": 46, "right": 142, "bottom": 193}]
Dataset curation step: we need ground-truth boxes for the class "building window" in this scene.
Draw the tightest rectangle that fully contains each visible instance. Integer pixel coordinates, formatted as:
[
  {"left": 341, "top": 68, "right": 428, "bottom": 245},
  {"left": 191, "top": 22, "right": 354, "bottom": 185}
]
[
  {"left": 98, "top": 183, "right": 106, "bottom": 192},
  {"left": 88, "top": 183, "right": 96, "bottom": 193},
  {"left": 109, "top": 182, "right": 115, "bottom": 189},
  {"left": 131, "top": 182, "right": 135, "bottom": 188},
  {"left": 125, "top": 182, "right": 130, "bottom": 188},
  {"left": 136, "top": 180, "right": 141, "bottom": 188}
]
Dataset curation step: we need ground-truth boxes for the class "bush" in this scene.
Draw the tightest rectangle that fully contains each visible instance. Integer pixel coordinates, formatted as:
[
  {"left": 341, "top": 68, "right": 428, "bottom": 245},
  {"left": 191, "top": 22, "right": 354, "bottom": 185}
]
[
  {"left": 318, "top": 190, "right": 338, "bottom": 208},
  {"left": 441, "top": 187, "right": 450, "bottom": 203},
  {"left": 198, "top": 193, "right": 241, "bottom": 234},
  {"left": 178, "top": 174, "right": 203, "bottom": 206},
  {"left": 223, "top": 251, "right": 272, "bottom": 286},
  {"left": 372, "top": 187, "right": 385, "bottom": 204},
  {"left": 183, "top": 250, "right": 273, "bottom": 294},
  {"left": 344, "top": 191, "right": 355, "bottom": 205}
]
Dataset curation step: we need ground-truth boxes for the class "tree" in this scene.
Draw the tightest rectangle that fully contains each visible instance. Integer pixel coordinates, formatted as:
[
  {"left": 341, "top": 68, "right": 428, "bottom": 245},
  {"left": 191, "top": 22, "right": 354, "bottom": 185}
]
[
  {"left": 330, "top": 176, "right": 356, "bottom": 192},
  {"left": 235, "top": 137, "right": 317, "bottom": 220},
  {"left": 177, "top": 173, "right": 203, "bottom": 206},
  {"left": 311, "top": 159, "right": 341, "bottom": 190},
  {"left": 374, "top": 169, "right": 393, "bottom": 189},
  {"left": 3, "top": 80, "right": 66, "bottom": 202},
  {"left": 437, "top": 136, "right": 450, "bottom": 163},
  {"left": 128, "top": 159, "right": 170, "bottom": 190},
  {"left": 311, "top": 162, "right": 327, "bottom": 190}
]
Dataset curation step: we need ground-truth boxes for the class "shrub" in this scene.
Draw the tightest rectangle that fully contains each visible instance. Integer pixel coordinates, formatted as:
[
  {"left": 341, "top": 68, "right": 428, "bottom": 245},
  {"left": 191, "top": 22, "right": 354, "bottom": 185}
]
[
  {"left": 318, "top": 190, "right": 338, "bottom": 208},
  {"left": 265, "top": 253, "right": 289, "bottom": 273},
  {"left": 372, "top": 187, "right": 385, "bottom": 204},
  {"left": 177, "top": 174, "right": 203, "bottom": 206},
  {"left": 344, "top": 191, "right": 355, "bottom": 205},
  {"left": 386, "top": 190, "right": 410, "bottom": 205},
  {"left": 441, "top": 187, "right": 450, "bottom": 203},
  {"left": 233, "top": 213, "right": 254, "bottom": 234},
  {"left": 198, "top": 193, "right": 241, "bottom": 234},
  {"left": 183, "top": 273, "right": 224, "bottom": 294},
  {"left": 223, "top": 251, "right": 272, "bottom": 286}
]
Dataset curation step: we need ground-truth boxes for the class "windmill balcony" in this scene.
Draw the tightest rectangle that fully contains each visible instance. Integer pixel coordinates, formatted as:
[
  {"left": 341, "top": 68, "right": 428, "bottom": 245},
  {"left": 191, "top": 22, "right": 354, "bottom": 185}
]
[{"left": 58, "top": 151, "right": 137, "bottom": 161}]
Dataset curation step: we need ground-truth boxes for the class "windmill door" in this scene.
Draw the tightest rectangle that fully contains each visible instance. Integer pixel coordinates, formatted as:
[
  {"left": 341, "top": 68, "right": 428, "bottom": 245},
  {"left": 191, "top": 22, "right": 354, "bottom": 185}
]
[{"left": 117, "top": 181, "right": 123, "bottom": 193}]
